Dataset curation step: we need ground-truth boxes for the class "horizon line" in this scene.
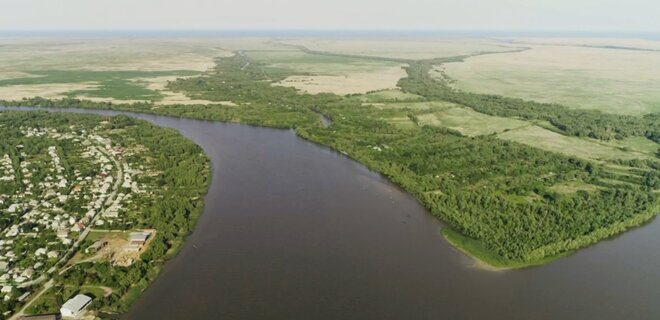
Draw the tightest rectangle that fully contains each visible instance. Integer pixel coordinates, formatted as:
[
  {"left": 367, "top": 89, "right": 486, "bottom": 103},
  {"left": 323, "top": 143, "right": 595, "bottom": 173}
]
[{"left": 1, "top": 29, "right": 659, "bottom": 39}]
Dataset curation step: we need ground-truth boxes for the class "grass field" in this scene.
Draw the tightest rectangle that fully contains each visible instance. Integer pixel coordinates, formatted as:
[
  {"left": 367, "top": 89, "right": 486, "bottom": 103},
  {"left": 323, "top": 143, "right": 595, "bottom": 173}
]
[
  {"left": 500, "top": 37, "right": 660, "bottom": 51},
  {"left": 404, "top": 102, "right": 657, "bottom": 162},
  {"left": 498, "top": 125, "right": 654, "bottom": 161},
  {"left": 357, "top": 89, "right": 424, "bottom": 103},
  {"left": 246, "top": 50, "right": 407, "bottom": 94},
  {"left": 417, "top": 106, "right": 530, "bottom": 136},
  {"left": 442, "top": 41, "right": 660, "bottom": 115},
  {"left": 280, "top": 38, "right": 515, "bottom": 59},
  {"left": 0, "top": 38, "right": 228, "bottom": 72},
  {"left": 0, "top": 38, "right": 229, "bottom": 103},
  {"left": 372, "top": 101, "right": 456, "bottom": 111}
]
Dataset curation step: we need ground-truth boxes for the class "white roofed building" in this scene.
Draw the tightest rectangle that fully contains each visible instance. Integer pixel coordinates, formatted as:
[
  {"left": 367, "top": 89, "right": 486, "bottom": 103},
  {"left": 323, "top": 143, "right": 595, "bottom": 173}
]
[{"left": 60, "top": 294, "right": 92, "bottom": 318}]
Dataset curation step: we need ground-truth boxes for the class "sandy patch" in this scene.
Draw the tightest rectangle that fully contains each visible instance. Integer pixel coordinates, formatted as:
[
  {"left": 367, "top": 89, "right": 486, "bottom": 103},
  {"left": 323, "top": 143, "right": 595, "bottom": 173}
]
[
  {"left": 72, "top": 96, "right": 148, "bottom": 104},
  {"left": 275, "top": 65, "right": 407, "bottom": 95},
  {"left": 0, "top": 82, "right": 98, "bottom": 100}
]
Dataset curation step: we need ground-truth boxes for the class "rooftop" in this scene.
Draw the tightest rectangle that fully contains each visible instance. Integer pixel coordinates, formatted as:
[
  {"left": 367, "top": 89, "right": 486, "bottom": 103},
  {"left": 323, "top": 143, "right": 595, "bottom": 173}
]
[{"left": 61, "top": 294, "right": 92, "bottom": 312}]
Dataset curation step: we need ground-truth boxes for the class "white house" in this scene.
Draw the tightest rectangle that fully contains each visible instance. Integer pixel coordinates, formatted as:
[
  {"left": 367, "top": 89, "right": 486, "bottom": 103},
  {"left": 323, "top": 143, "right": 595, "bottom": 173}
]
[{"left": 60, "top": 294, "right": 92, "bottom": 318}]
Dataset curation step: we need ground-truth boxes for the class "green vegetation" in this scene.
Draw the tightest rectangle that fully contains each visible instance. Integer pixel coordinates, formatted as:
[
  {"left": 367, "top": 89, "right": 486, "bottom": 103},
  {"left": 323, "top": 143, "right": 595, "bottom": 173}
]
[
  {"left": 0, "top": 111, "right": 210, "bottom": 317},
  {"left": 2, "top": 47, "right": 658, "bottom": 270},
  {"left": 400, "top": 58, "right": 660, "bottom": 143},
  {"left": 357, "top": 89, "right": 424, "bottom": 103},
  {"left": 441, "top": 46, "right": 660, "bottom": 115},
  {"left": 442, "top": 228, "right": 569, "bottom": 269},
  {"left": 498, "top": 125, "right": 654, "bottom": 161},
  {"left": 417, "top": 106, "right": 529, "bottom": 136},
  {"left": 0, "top": 70, "right": 199, "bottom": 101}
]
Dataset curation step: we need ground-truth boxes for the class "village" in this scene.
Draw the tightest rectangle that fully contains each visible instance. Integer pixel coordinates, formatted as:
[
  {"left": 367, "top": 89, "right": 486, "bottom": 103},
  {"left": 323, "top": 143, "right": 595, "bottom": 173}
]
[{"left": 0, "top": 123, "right": 154, "bottom": 319}]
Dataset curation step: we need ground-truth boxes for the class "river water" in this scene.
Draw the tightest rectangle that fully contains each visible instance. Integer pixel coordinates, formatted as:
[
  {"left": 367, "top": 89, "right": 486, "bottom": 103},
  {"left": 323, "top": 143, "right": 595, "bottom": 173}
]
[{"left": 3, "top": 107, "right": 659, "bottom": 319}]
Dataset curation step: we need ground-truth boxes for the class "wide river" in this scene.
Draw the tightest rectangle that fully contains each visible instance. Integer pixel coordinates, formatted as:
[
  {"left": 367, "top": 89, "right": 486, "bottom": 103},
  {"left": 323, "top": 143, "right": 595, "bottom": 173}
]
[{"left": 3, "top": 107, "right": 660, "bottom": 319}]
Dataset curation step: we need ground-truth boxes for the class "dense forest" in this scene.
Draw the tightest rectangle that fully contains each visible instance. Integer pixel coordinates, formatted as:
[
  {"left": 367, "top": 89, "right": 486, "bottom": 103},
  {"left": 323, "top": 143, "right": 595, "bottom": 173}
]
[{"left": 1, "top": 49, "right": 658, "bottom": 268}]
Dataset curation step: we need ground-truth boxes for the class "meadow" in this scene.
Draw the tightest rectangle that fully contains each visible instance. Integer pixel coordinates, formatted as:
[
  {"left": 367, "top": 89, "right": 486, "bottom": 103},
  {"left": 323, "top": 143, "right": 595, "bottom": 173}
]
[
  {"left": 442, "top": 39, "right": 660, "bottom": 115},
  {"left": 280, "top": 38, "right": 513, "bottom": 59},
  {"left": 0, "top": 38, "right": 227, "bottom": 104},
  {"left": 246, "top": 50, "right": 407, "bottom": 94}
]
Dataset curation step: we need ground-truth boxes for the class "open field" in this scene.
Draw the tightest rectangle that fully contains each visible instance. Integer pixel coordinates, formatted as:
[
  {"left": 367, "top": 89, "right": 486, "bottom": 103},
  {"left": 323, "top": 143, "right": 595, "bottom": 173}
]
[
  {"left": 417, "top": 106, "right": 530, "bottom": 136},
  {"left": 600, "top": 136, "right": 660, "bottom": 155},
  {"left": 0, "top": 38, "right": 230, "bottom": 72},
  {"left": 280, "top": 38, "right": 515, "bottom": 59},
  {"left": 0, "top": 38, "right": 231, "bottom": 103},
  {"left": 442, "top": 41, "right": 660, "bottom": 115},
  {"left": 405, "top": 101, "right": 658, "bottom": 160},
  {"left": 368, "top": 101, "right": 456, "bottom": 110},
  {"left": 246, "top": 50, "right": 407, "bottom": 94},
  {"left": 136, "top": 76, "right": 230, "bottom": 105},
  {"left": 498, "top": 37, "right": 660, "bottom": 51},
  {"left": 357, "top": 89, "right": 424, "bottom": 103},
  {"left": 0, "top": 82, "right": 97, "bottom": 100},
  {"left": 498, "top": 125, "right": 654, "bottom": 161},
  {"left": 275, "top": 70, "right": 404, "bottom": 95}
]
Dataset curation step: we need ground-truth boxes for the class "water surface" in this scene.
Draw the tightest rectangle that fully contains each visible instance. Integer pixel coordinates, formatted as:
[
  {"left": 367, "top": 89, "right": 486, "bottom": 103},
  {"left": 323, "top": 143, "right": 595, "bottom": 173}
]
[{"left": 3, "top": 107, "right": 659, "bottom": 320}]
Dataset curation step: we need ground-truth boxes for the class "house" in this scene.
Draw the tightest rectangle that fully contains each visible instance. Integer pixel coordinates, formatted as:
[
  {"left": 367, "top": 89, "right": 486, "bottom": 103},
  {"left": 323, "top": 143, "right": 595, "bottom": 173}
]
[
  {"left": 130, "top": 232, "right": 150, "bottom": 244},
  {"left": 60, "top": 294, "right": 92, "bottom": 318},
  {"left": 47, "top": 251, "right": 59, "bottom": 259},
  {"left": 17, "top": 291, "right": 30, "bottom": 302}
]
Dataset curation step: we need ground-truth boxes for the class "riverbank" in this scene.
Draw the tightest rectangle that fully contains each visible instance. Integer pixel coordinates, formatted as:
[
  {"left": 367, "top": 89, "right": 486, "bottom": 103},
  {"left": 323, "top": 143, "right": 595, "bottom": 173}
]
[
  {"left": 443, "top": 202, "right": 660, "bottom": 270},
  {"left": 442, "top": 228, "right": 568, "bottom": 270}
]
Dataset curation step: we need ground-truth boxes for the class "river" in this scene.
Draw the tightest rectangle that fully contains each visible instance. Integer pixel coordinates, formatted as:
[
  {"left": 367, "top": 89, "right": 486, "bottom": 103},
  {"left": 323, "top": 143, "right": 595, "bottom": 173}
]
[{"left": 2, "top": 106, "right": 659, "bottom": 319}]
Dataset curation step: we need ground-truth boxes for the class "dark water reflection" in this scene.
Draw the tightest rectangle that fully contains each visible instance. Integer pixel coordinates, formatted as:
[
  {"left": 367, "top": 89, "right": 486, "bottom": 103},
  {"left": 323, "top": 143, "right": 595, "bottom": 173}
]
[{"left": 2, "top": 107, "right": 658, "bottom": 320}]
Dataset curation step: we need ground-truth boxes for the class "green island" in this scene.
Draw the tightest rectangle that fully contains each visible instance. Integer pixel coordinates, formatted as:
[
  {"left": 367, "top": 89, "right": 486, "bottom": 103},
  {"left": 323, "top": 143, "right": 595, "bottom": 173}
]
[
  {"left": 2, "top": 44, "right": 658, "bottom": 273},
  {"left": 0, "top": 111, "right": 210, "bottom": 318}
]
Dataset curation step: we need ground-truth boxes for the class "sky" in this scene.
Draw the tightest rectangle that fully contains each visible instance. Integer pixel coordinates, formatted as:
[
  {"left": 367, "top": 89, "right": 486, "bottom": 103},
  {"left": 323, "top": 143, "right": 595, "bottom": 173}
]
[{"left": 1, "top": 0, "right": 658, "bottom": 33}]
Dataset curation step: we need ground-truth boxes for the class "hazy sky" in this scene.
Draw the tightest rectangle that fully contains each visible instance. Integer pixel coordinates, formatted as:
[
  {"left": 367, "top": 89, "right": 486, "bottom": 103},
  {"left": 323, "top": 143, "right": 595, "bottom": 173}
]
[{"left": 1, "top": 0, "right": 657, "bottom": 32}]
